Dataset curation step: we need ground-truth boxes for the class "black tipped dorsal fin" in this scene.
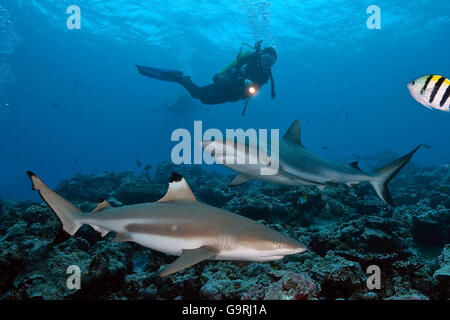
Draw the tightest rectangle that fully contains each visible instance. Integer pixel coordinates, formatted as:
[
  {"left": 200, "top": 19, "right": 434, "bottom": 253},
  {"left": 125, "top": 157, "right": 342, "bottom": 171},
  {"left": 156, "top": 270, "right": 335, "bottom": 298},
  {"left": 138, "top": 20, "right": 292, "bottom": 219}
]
[
  {"left": 349, "top": 161, "right": 363, "bottom": 172},
  {"left": 92, "top": 199, "right": 112, "bottom": 213},
  {"left": 157, "top": 172, "right": 197, "bottom": 203},
  {"left": 283, "top": 120, "right": 305, "bottom": 148}
]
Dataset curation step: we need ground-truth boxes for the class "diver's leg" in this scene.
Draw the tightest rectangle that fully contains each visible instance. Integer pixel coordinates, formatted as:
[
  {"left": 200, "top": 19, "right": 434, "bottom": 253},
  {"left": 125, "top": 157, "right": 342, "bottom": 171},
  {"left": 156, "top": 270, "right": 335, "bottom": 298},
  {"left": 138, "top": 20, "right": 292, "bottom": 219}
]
[
  {"left": 198, "top": 85, "right": 230, "bottom": 104},
  {"left": 179, "top": 78, "right": 229, "bottom": 105},
  {"left": 136, "top": 65, "right": 228, "bottom": 105},
  {"left": 179, "top": 76, "right": 202, "bottom": 98}
]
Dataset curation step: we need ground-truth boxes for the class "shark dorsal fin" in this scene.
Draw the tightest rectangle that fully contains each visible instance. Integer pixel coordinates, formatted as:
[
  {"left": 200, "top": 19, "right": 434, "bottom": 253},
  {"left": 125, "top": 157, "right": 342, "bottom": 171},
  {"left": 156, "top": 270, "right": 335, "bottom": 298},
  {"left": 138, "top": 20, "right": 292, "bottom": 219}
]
[
  {"left": 92, "top": 199, "right": 112, "bottom": 212},
  {"left": 349, "top": 161, "right": 362, "bottom": 172},
  {"left": 283, "top": 120, "right": 305, "bottom": 148},
  {"left": 157, "top": 172, "right": 197, "bottom": 203}
]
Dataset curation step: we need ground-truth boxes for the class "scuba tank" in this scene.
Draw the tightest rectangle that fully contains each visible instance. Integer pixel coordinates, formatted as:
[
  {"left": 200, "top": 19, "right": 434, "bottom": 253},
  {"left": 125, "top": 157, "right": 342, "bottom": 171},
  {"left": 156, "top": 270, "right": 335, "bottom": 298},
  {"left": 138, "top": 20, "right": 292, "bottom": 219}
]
[
  {"left": 213, "top": 42, "right": 261, "bottom": 81},
  {"left": 213, "top": 41, "right": 265, "bottom": 117}
]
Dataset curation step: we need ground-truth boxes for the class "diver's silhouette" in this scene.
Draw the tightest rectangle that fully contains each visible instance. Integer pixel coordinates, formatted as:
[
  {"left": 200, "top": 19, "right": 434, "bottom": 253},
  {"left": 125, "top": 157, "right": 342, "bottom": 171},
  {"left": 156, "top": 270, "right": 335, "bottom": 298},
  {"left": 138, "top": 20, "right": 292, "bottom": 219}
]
[{"left": 136, "top": 41, "right": 276, "bottom": 115}]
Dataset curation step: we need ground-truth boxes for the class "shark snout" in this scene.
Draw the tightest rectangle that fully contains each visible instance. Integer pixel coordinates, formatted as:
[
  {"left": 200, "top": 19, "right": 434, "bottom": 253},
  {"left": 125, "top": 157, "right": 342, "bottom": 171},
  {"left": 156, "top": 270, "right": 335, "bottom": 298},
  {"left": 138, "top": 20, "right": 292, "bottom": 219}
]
[
  {"left": 276, "top": 238, "right": 308, "bottom": 256},
  {"left": 199, "top": 140, "right": 222, "bottom": 158},
  {"left": 294, "top": 246, "right": 307, "bottom": 254},
  {"left": 199, "top": 140, "right": 224, "bottom": 154},
  {"left": 198, "top": 140, "right": 212, "bottom": 150},
  {"left": 289, "top": 240, "right": 307, "bottom": 255}
]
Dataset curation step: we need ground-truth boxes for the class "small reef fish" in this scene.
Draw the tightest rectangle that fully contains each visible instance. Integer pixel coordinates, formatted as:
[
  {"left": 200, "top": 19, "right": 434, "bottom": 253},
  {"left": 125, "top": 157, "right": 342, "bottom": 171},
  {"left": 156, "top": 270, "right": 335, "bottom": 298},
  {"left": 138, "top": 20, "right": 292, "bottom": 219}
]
[
  {"left": 26, "top": 171, "right": 306, "bottom": 276},
  {"left": 408, "top": 75, "right": 450, "bottom": 112},
  {"left": 299, "top": 194, "right": 307, "bottom": 204},
  {"left": 136, "top": 160, "right": 142, "bottom": 168},
  {"left": 201, "top": 120, "right": 422, "bottom": 206},
  {"left": 144, "top": 164, "right": 152, "bottom": 170}
]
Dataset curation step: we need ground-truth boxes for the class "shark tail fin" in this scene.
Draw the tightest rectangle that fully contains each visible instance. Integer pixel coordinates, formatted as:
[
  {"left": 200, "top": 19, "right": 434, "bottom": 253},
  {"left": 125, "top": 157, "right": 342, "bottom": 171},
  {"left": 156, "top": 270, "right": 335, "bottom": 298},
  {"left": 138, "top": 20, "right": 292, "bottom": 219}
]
[
  {"left": 369, "top": 145, "right": 421, "bottom": 205},
  {"left": 27, "top": 171, "right": 82, "bottom": 239}
]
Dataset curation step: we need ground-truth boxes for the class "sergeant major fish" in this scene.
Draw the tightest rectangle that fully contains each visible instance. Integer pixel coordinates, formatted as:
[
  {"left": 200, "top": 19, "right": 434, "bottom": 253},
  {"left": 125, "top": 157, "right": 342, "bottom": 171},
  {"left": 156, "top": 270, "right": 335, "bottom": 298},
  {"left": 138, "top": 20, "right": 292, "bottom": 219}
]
[{"left": 408, "top": 75, "right": 450, "bottom": 112}]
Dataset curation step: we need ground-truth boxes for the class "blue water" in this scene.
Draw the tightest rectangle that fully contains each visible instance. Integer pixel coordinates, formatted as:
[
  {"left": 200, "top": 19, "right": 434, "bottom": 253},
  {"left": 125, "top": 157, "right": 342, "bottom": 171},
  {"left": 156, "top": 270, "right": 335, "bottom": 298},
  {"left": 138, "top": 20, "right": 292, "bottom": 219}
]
[{"left": 1, "top": 0, "right": 449, "bottom": 200}]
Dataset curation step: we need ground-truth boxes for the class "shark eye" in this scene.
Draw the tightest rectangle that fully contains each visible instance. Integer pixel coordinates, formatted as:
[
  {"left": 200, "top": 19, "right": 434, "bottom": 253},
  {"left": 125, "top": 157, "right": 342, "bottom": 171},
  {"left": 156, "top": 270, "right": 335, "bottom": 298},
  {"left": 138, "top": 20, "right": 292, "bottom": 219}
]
[{"left": 276, "top": 244, "right": 283, "bottom": 249}]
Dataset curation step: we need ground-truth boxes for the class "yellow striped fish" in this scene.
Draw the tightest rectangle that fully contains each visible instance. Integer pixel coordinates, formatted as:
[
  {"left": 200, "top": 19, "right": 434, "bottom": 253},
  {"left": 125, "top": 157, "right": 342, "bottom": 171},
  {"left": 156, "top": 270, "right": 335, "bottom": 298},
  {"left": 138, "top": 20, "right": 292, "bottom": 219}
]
[{"left": 408, "top": 75, "right": 450, "bottom": 112}]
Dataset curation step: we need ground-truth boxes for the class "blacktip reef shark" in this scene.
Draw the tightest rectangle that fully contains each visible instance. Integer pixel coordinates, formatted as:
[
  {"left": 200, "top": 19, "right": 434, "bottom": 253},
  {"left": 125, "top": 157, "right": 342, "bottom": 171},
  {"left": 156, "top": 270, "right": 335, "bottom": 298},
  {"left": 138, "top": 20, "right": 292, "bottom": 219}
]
[
  {"left": 201, "top": 120, "right": 422, "bottom": 206},
  {"left": 26, "top": 171, "right": 306, "bottom": 276}
]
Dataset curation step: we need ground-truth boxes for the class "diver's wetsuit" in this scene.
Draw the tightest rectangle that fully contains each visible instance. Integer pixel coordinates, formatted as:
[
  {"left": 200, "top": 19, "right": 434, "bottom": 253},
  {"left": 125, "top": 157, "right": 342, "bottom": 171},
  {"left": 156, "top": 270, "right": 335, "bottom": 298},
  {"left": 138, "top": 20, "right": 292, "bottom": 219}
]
[{"left": 179, "top": 52, "right": 274, "bottom": 105}]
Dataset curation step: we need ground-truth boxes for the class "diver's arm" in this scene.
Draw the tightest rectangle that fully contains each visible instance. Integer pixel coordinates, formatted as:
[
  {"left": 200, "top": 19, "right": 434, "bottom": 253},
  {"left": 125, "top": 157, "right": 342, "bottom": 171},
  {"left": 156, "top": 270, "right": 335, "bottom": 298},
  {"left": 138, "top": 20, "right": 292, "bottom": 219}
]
[{"left": 270, "top": 69, "right": 275, "bottom": 99}]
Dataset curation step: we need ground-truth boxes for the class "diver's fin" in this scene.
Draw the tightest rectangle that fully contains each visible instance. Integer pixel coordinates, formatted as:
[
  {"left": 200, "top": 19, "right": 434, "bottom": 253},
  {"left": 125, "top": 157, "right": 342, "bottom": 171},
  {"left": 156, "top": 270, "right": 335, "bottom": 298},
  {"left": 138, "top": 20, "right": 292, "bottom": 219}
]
[
  {"left": 349, "top": 161, "right": 362, "bottom": 172},
  {"left": 92, "top": 199, "right": 112, "bottom": 213},
  {"left": 26, "top": 171, "right": 82, "bottom": 235},
  {"left": 159, "top": 246, "right": 219, "bottom": 277},
  {"left": 369, "top": 145, "right": 422, "bottom": 205},
  {"left": 283, "top": 120, "right": 305, "bottom": 148},
  {"left": 157, "top": 172, "right": 197, "bottom": 203},
  {"left": 136, "top": 65, "right": 183, "bottom": 82},
  {"left": 229, "top": 174, "right": 251, "bottom": 187}
]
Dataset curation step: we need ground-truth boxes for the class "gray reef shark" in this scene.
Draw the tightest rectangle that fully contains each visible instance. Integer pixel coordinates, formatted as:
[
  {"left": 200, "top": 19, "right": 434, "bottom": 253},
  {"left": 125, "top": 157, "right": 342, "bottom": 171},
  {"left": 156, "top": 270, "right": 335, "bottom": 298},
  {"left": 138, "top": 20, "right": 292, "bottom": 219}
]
[
  {"left": 27, "top": 171, "right": 306, "bottom": 276},
  {"left": 201, "top": 120, "right": 421, "bottom": 205}
]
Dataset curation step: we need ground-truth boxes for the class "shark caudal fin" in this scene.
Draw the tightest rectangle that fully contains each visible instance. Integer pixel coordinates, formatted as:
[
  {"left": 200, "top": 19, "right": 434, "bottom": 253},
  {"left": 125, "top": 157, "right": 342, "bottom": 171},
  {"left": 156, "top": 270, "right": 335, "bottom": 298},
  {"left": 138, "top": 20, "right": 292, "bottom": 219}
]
[
  {"left": 26, "top": 171, "right": 82, "bottom": 239},
  {"left": 369, "top": 145, "right": 422, "bottom": 205}
]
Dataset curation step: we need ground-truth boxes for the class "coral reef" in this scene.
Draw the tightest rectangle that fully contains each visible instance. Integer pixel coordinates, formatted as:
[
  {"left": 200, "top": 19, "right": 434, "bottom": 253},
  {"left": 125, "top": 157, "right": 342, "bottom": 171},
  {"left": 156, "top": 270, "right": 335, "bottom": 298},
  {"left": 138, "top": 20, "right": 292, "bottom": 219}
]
[{"left": 0, "top": 162, "right": 448, "bottom": 300}]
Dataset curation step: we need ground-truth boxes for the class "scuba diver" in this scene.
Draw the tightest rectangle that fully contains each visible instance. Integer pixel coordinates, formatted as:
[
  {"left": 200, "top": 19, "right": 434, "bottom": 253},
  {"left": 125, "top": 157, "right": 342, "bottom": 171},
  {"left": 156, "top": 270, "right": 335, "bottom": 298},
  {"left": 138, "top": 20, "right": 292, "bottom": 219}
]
[{"left": 136, "top": 40, "right": 277, "bottom": 115}]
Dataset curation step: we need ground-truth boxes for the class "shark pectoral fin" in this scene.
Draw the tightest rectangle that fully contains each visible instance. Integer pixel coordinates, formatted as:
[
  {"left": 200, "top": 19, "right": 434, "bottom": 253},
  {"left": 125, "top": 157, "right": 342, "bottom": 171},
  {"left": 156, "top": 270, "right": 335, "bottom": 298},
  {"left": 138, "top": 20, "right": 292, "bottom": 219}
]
[
  {"left": 157, "top": 172, "right": 198, "bottom": 203},
  {"left": 159, "top": 245, "right": 219, "bottom": 277},
  {"left": 112, "top": 233, "right": 132, "bottom": 242},
  {"left": 92, "top": 199, "right": 112, "bottom": 213},
  {"left": 229, "top": 174, "right": 251, "bottom": 187}
]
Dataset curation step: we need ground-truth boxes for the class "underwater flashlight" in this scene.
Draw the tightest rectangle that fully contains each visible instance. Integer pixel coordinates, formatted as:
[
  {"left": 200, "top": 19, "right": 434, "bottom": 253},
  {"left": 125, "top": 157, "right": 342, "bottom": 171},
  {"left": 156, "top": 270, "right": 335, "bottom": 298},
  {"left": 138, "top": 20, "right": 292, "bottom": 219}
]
[{"left": 248, "top": 86, "right": 256, "bottom": 95}]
